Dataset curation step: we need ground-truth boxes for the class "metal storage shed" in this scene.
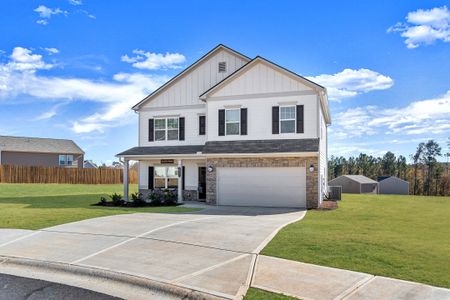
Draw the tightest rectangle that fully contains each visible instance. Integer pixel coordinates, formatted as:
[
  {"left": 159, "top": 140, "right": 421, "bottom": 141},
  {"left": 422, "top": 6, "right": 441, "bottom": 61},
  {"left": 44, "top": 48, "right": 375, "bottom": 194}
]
[
  {"left": 377, "top": 176, "right": 409, "bottom": 195},
  {"left": 328, "top": 175, "right": 378, "bottom": 194}
]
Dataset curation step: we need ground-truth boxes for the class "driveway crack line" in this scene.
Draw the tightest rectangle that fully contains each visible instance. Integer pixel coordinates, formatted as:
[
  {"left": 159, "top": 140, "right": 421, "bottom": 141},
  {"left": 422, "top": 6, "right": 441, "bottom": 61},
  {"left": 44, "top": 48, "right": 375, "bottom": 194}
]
[
  {"left": 0, "top": 232, "right": 40, "bottom": 249},
  {"left": 170, "top": 253, "right": 249, "bottom": 284},
  {"left": 337, "top": 275, "right": 376, "bottom": 300},
  {"left": 70, "top": 215, "right": 222, "bottom": 265}
]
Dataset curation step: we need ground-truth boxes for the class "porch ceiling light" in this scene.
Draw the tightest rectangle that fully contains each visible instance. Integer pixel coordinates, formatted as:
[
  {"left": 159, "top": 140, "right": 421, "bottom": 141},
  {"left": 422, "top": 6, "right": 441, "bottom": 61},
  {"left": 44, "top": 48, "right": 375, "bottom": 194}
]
[{"left": 309, "top": 164, "right": 315, "bottom": 172}]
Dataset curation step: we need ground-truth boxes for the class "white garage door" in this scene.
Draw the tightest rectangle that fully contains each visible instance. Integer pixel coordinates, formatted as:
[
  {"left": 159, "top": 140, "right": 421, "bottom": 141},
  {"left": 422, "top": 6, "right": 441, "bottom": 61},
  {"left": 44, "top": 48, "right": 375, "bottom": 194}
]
[{"left": 217, "top": 167, "right": 306, "bottom": 208}]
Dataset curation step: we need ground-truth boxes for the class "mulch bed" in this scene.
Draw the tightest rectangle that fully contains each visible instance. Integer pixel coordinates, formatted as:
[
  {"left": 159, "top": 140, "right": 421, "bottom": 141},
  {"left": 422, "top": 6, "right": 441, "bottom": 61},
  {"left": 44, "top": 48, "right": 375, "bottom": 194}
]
[{"left": 316, "top": 200, "right": 338, "bottom": 211}]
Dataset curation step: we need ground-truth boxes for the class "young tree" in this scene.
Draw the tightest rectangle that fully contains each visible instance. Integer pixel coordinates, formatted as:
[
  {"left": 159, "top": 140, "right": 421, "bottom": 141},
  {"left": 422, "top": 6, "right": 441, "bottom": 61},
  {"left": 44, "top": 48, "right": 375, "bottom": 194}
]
[
  {"left": 411, "top": 143, "right": 424, "bottom": 195},
  {"left": 396, "top": 155, "right": 407, "bottom": 179},
  {"left": 381, "top": 151, "right": 397, "bottom": 176},
  {"left": 434, "top": 164, "right": 444, "bottom": 195},
  {"left": 422, "top": 140, "right": 442, "bottom": 195}
]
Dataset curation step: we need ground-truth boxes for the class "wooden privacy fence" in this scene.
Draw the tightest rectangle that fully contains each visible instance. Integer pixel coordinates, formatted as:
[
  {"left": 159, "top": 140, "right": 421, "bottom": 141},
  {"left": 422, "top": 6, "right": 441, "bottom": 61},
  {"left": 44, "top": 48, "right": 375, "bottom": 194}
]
[{"left": 0, "top": 165, "right": 138, "bottom": 184}]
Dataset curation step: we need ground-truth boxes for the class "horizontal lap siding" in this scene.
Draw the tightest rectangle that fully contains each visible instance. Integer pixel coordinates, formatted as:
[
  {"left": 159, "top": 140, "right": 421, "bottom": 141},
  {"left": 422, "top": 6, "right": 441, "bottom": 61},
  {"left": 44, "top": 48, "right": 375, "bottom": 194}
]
[{"left": 0, "top": 165, "right": 137, "bottom": 184}]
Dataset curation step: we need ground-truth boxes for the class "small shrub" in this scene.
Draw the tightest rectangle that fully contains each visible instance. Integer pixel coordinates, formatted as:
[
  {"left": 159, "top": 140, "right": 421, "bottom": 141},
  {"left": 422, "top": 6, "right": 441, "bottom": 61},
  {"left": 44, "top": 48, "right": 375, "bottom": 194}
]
[
  {"left": 95, "top": 196, "right": 108, "bottom": 206},
  {"left": 148, "top": 190, "right": 162, "bottom": 206},
  {"left": 162, "top": 189, "right": 177, "bottom": 206},
  {"left": 109, "top": 193, "right": 124, "bottom": 206},
  {"left": 131, "top": 192, "right": 146, "bottom": 207}
]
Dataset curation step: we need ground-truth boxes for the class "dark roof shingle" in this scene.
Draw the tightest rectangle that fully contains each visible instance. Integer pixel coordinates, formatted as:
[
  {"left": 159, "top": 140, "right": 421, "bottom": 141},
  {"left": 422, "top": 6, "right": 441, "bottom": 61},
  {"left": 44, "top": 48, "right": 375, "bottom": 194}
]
[
  {"left": 117, "top": 139, "right": 319, "bottom": 156},
  {"left": 0, "top": 136, "right": 84, "bottom": 154}
]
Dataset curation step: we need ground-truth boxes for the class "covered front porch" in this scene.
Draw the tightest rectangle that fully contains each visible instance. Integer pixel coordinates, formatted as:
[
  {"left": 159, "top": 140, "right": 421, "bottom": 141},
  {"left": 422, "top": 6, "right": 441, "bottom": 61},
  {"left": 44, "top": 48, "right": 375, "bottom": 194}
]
[{"left": 119, "top": 152, "right": 207, "bottom": 204}]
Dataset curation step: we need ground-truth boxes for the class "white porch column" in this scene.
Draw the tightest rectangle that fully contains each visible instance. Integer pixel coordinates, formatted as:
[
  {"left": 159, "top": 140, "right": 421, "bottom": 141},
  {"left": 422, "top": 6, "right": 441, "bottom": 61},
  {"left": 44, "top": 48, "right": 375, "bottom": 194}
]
[
  {"left": 177, "top": 159, "right": 183, "bottom": 203},
  {"left": 123, "top": 159, "right": 129, "bottom": 202}
]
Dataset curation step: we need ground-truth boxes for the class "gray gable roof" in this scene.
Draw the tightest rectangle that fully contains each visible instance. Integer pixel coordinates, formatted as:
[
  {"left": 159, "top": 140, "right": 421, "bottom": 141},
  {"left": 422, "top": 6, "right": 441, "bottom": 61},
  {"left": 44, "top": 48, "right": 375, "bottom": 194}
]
[
  {"left": 0, "top": 136, "right": 84, "bottom": 154},
  {"left": 342, "top": 175, "right": 378, "bottom": 184}
]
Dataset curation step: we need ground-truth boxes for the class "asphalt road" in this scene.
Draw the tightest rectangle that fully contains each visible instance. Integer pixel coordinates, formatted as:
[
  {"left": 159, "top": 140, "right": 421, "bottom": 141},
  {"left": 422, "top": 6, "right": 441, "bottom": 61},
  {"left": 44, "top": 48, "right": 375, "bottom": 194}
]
[{"left": 0, "top": 273, "right": 120, "bottom": 300}]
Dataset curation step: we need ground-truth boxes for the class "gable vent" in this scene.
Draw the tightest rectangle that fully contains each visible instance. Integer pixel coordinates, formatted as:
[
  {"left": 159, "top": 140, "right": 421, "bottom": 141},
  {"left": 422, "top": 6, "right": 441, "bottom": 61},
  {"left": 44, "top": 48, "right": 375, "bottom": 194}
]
[{"left": 218, "top": 61, "right": 227, "bottom": 73}]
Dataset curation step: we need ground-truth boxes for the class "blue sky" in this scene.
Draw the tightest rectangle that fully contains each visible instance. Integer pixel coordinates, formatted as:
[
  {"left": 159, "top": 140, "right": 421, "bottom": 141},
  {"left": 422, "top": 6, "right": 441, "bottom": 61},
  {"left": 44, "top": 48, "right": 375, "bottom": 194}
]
[{"left": 1, "top": 0, "right": 449, "bottom": 164}]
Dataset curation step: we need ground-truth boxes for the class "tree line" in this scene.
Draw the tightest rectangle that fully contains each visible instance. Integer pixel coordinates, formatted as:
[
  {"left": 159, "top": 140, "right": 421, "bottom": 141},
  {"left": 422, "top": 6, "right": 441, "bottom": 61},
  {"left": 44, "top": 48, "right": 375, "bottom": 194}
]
[{"left": 328, "top": 139, "right": 450, "bottom": 196}]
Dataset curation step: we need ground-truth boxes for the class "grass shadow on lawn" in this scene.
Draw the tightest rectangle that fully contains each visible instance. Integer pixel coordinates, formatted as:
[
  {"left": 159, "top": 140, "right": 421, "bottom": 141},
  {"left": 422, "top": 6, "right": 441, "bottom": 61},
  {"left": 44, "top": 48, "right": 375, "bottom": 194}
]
[{"left": 0, "top": 185, "right": 200, "bottom": 230}]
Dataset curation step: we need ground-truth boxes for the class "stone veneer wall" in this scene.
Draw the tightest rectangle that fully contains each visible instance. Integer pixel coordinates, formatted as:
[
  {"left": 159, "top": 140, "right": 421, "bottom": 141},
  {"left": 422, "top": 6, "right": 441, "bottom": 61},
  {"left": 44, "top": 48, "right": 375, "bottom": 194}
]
[{"left": 205, "top": 157, "right": 319, "bottom": 209}]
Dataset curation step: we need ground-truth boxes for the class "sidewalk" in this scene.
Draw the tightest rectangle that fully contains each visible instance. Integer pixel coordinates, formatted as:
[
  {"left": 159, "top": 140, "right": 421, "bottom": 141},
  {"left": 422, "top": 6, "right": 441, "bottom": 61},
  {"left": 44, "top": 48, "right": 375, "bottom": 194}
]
[{"left": 252, "top": 255, "right": 450, "bottom": 300}]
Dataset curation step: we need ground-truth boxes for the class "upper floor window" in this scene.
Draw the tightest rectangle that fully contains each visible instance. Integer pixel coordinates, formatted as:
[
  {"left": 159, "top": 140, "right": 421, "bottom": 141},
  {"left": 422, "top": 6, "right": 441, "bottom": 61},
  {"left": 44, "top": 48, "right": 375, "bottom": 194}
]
[
  {"left": 154, "top": 117, "right": 179, "bottom": 141},
  {"left": 280, "top": 106, "right": 296, "bottom": 133},
  {"left": 218, "top": 61, "right": 227, "bottom": 73},
  {"left": 225, "top": 109, "right": 240, "bottom": 135}
]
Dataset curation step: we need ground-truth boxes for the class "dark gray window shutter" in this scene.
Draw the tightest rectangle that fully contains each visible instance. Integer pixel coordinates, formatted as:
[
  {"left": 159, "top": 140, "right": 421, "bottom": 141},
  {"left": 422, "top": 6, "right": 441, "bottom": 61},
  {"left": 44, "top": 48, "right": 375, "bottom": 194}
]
[
  {"left": 218, "top": 109, "right": 225, "bottom": 136},
  {"left": 179, "top": 117, "right": 185, "bottom": 140},
  {"left": 148, "top": 119, "right": 154, "bottom": 141},
  {"left": 148, "top": 166, "right": 154, "bottom": 190},
  {"left": 272, "top": 106, "right": 279, "bottom": 134},
  {"left": 296, "top": 105, "right": 304, "bottom": 133},
  {"left": 240, "top": 108, "right": 247, "bottom": 135},
  {"left": 199, "top": 116, "right": 206, "bottom": 135},
  {"left": 182, "top": 166, "right": 185, "bottom": 190}
]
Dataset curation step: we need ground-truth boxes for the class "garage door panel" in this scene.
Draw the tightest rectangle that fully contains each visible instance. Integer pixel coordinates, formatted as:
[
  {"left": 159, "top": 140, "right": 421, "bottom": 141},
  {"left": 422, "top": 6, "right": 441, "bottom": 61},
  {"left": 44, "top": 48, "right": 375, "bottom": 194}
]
[{"left": 217, "top": 167, "right": 306, "bottom": 208}]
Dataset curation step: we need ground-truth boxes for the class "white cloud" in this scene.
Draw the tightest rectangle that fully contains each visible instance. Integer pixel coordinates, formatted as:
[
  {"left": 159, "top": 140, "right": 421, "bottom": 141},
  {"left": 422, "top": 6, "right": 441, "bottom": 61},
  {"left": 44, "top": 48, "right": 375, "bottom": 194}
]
[
  {"left": 388, "top": 6, "right": 450, "bottom": 48},
  {"left": 44, "top": 48, "right": 59, "bottom": 55},
  {"left": 8, "top": 47, "right": 53, "bottom": 71},
  {"left": 121, "top": 50, "right": 186, "bottom": 70},
  {"left": 0, "top": 47, "right": 169, "bottom": 133},
  {"left": 36, "top": 19, "right": 48, "bottom": 25},
  {"left": 34, "top": 5, "right": 68, "bottom": 25},
  {"left": 69, "top": 0, "right": 83, "bottom": 5},
  {"left": 332, "top": 91, "right": 450, "bottom": 139},
  {"left": 308, "top": 69, "right": 394, "bottom": 101}
]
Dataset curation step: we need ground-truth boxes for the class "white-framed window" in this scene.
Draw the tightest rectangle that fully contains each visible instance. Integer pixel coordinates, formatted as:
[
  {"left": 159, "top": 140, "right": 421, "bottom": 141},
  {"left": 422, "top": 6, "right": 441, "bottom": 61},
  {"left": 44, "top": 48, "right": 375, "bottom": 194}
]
[
  {"left": 59, "top": 155, "right": 66, "bottom": 166},
  {"left": 280, "top": 106, "right": 296, "bottom": 133},
  {"left": 154, "top": 117, "right": 179, "bottom": 141},
  {"left": 66, "top": 155, "right": 73, "bottom": 166},
  {"left": 154, "top": 166, "right": 178, "bottom": 189},
  {"left": 225, "top": 109, "right": 240, "bottom": 135}
]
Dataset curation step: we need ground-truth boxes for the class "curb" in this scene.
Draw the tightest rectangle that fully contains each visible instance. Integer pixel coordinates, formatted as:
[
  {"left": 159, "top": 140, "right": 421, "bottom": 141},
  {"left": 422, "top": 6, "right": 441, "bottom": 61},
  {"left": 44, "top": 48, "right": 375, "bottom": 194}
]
[{"left": 0, "top": 256, "right": 226, "bottom": 300}]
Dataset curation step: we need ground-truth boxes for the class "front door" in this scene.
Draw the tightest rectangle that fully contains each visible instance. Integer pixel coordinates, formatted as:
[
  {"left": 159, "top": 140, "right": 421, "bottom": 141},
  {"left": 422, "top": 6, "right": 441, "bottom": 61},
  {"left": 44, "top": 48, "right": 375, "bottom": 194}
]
[{"left": 198, "top": 167, "right": 206, "bottom": 200}]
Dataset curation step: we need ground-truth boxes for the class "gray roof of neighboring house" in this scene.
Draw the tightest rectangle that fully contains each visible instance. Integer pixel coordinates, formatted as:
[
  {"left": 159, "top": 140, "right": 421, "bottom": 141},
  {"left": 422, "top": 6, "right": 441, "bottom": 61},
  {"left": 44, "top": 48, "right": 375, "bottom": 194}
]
[
  {"left": 0, "top": 135, "right": 84, "bottom": 155},
  {"left": 335, "top": 175, "right": 378, "bottom": 184},
  {"left": 117, "top": 139, "right": 319, "bottom": 156},
  {"left": 203, "top": 139, "right": 319, "bottom": 154}
]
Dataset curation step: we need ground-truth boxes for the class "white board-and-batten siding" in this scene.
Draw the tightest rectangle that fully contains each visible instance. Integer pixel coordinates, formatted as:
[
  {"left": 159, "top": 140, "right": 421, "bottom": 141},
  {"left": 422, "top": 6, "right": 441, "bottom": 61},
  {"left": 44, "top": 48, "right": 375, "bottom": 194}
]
[{"left": 139, "top": 49, "right": 248, "bottom": 109}]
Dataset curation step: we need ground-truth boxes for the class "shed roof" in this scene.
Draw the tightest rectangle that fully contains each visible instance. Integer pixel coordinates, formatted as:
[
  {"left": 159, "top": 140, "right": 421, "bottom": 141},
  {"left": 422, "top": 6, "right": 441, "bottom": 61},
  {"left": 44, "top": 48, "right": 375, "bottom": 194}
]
[
  {"left": 341, "top": 175, "right": 378, "bottom": 184},
  {"left": 0, "top": 135, "right": 84, "bottom": 155}
]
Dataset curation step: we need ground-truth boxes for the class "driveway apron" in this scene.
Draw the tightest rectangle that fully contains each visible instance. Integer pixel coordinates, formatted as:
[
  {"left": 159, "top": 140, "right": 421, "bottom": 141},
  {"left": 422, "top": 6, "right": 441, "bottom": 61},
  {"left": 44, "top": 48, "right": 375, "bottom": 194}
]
[{"left": 0, "top": 207, "right": 305, "bottom": 299}]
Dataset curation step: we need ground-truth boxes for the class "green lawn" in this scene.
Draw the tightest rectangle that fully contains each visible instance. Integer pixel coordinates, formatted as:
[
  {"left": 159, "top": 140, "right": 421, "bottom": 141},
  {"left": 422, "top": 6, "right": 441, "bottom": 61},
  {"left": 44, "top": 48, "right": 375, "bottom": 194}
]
[
  {"left": 0, "top": 184, "right": 199, "bottom": 230},
  {"left": 244, "top": 288, "right": 295, "bottom": 300},
  {"left": 262, "top": 194, "right": 450, "bottom": 289}
]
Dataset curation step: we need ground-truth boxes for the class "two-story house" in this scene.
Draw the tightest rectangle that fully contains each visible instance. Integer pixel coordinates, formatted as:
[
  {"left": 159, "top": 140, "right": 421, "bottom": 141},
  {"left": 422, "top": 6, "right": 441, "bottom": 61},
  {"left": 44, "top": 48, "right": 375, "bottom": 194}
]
[{"left": 118, "top": 45, "right": 331, "bottom": 209}]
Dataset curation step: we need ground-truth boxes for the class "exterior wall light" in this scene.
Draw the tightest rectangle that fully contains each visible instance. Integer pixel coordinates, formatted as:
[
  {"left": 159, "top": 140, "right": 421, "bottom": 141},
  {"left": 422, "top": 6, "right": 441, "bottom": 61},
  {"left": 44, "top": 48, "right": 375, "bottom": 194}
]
[
  {"left": 309, "top": 164, "right": 315, "bottom": 172},
  {"left": 207, "top": 166, "right": 214, "bottom": 172}
]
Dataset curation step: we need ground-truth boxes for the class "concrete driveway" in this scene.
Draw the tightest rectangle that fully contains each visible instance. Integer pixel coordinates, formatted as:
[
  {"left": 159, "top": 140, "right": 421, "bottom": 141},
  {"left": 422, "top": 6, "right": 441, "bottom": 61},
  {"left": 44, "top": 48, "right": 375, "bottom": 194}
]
[{"left": 0, "top": 206, "right": 305, "bottom": 299}]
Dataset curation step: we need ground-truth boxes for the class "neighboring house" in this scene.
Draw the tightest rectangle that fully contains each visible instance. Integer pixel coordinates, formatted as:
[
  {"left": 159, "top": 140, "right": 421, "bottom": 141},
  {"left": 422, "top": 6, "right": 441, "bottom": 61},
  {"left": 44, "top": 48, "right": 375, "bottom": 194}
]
[
  {"left": 83, "top": 160, "right": 98, "bottom": 168},
  {"left": 377, "top": 176, "right": 409, "bottom": 195},
  {"left": 328, "top": 175, "right": 378, "bottom": 194},
  {"left": 0, "top": 135, "right": 84, "bottom": 168},
  {"left": 117, "top": 44, "right": 331, "bottom": 209}
]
